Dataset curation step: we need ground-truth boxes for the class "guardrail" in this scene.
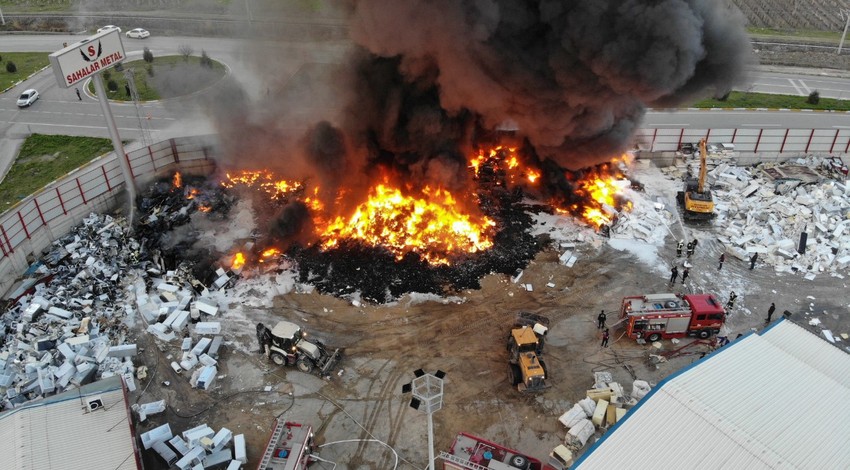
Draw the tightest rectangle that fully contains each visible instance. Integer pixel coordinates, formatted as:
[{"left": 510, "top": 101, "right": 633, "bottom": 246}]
[
  {"left": 0, "top": 135, "right": 217, "bottom": 296},
  {"left": 636, "top": 127, "right": 850, "bottom": 154}
]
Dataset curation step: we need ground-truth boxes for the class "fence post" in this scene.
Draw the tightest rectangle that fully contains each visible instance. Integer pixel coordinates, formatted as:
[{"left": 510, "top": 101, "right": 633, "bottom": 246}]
[
  {"left": 805, "top": 129, "right": 815, "bottom": 153},
  {"left": 731, "top": 128, "right": 738, "bottom": 143},
  {"left": 0, "top": 225, "right": 11, "bottom": 255},
  {"left": 780, "top": 129, "right": 790, "bottom": 153},
  {"left": 33, "top": 198, "right": 46, "bottom": 226},
  {"left": 171, "top": 139, "right": 179, "bottom": 163},
  {"left": 17, "top": 212, "right": 29, "bottom": 239},
  {"left": 755, "top": 129, "right": 764, "bottom": 153},
  {"left": 56, "top": 188, "right": 67, "bottom": 215},
  {"left": 677, "top": 128, "right": 684, "bottom": 149},
  {"left": 76, "top": 178, "right": 87, "bottom": 205},
  {"left": 705, "top": 128, "right": 711, "bottom": 141},
  {"left": 830, "top": 129, "right": 840, "bottom": 153},
  {"left": 102, "top": 166, "right": 113, "bottom": 192},
  {"left": 651, "top": 129, "right": 658, "bottom": 152}
]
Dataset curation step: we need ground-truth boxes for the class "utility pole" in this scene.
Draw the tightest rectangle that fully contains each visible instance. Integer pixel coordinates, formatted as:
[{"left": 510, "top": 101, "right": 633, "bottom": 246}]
[
  {"left": 839, "top": 9, "right": 850, "bottom": 54},
  {"left": 0, "top": 6, "right": 5, "bottom": 26}
]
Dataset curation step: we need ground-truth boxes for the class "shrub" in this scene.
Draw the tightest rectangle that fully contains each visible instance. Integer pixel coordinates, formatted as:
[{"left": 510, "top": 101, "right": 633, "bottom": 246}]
[
  {"left": 114, "top": 63, "right": 123, "bottom": 72},
  {"left": 107, "top": 79, "right": 118, "bottom": 92},
  {"left": 147, "top": 65, "right": 154, "bottom": 77},
  {"left": 102, "top": 70, "right": 111, "bottom": 81},
  {"left": 6, "top": 61, "right": 16, "bottom": 73},
  {"left": 200, "top": 50, "right": 212, "bottom": 68},
  {"left": 178, "top": 44, "right": 194, "bottom": 61},
  {"left": 807, "top": 90, "right": 820, "bottom": 105},
  {"left": 143, "top": 47, "right": 154, "bottom": 63}
]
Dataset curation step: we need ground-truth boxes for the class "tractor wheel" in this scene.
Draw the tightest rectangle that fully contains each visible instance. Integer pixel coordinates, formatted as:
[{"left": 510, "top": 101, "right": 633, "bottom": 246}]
[
  {"left": 508, "top": 364, "right": 522, "bottom": 386},
  {"left": 296, "top": 357, "right": 314, "bottom": 373},
  {"left": 270, "top": 352, "right": 286, "bottom": 366},
  {"left": 509, "top": 454, "right": 530, "bottom": 469},
  {"left": 647, "top": 333, "right": 662, "bottom": 342},
  {"left": 698, "top": 329, "right": 711, "bottom": 339}
]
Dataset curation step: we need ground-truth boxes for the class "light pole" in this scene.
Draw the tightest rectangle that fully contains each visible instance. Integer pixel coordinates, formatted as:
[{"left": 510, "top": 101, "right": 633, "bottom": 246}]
[
  {"left": 839, "top": 9, "right": 850, "bottom": 54},
  {"left": 402, "top": 369, "right": 446, "bottom": 470}
]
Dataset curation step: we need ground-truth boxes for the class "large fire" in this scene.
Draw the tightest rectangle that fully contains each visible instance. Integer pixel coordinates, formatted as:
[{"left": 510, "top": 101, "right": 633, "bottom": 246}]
[
  {"left": 320, "top": 184, "right": 495, "bottom": 265},
  {"left": 177, "top": 144, "right": 631, "bottom": 268}
]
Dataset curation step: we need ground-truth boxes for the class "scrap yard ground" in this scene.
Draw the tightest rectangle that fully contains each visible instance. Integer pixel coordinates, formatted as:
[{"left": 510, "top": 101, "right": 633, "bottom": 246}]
[{"left": 132, "top": 162, "right": 850, "bottom": 469}]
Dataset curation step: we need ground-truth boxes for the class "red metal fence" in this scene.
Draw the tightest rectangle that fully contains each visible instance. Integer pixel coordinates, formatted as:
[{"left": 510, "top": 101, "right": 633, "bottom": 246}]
[
  {"left": 635, "top": 127, "right": 850, "bottom": 154},
  {"left": 0, "top": 136, "right": 216, "bottom": 260}
]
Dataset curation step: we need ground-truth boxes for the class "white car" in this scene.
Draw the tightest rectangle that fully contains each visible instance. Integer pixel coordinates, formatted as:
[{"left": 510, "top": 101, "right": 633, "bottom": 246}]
[
  {"left": 97, "top": 25, "right": 121, "bottom": 33},
  {"left": 126, "top": 28, "right": 150, "bottom": 39},
  {"left": 17, "top": 89, "right": 39, "bottom": 108}
]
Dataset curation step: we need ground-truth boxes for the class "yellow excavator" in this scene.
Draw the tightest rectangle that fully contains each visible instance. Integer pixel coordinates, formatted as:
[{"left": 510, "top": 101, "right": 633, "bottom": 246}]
[{"left": 679, "top": 138, "right": 715, "bottom": 220}]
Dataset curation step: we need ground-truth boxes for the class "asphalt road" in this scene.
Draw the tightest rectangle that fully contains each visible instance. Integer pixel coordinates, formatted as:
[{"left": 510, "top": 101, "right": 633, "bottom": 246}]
[{"left": 3, "top": 33, "right": 850, "bottom": 179}]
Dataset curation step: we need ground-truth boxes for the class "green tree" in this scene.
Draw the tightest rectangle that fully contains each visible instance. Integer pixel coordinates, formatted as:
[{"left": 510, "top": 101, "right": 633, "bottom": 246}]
[
  {"left": 143, "top": 47, "right": 154, "bottom": 63},
  {"left": 807, "top": 91, "right": 820, "bottom": 105},
  {"left": 6, "top": 62, "right": 16, "bottom": 73},
  {"left": 107, "top": 79, "right": 118, "bottom": 92},
  {"left": 200, "top": 50, "right": 212, "bottom": 68}
]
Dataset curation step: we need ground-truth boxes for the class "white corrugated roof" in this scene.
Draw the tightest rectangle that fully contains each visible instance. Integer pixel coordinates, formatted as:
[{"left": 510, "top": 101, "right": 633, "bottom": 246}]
[
  {"left": 0, "top": 376, "right": 138, "bottom": 470},
  {"left": 573, "top": 319, "right": 850, "bottom": 469}
]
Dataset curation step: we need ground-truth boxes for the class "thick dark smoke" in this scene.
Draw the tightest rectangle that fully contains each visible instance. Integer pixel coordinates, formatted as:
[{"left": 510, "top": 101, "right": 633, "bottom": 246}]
[{"left": 347, "top": 0, "right": 754, "bottom": 169}]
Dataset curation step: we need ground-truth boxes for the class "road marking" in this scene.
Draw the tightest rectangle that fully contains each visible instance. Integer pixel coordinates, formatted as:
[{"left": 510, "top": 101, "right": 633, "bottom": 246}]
[
  {"left": 788, "top": 79, "right": 804, "bottom": 96},
  {"left": 7, "top": 121, "right": 146, "bottom": 131},
  {"left": 799, "top": 80, "right": 811, "bottom": 94},
  {"left": 743, "top": 124, "right": 780, "bottom": 127},
  {"left": 833, "top": 125, "right": 850, "bottom": 128}
]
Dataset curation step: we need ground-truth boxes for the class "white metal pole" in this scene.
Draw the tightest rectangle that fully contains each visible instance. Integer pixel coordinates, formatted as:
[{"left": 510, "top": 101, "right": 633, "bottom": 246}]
[
  {"left": 0, "top": 7, "right": 5, "bottom": 26},
  {"left": 427, "top": 411, "right": 435, "bottom": 470},
  {"left": 839, "top": 12, "right": 850, "bottom": 55},
  {"left": 92, "top": 73, "right": 137, "bottom": 223}
]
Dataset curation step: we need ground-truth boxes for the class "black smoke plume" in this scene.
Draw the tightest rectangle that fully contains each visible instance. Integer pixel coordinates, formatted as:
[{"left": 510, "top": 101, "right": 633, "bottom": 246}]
[{"left": 346, "top": 0, "right": 753, "bottom": 169}]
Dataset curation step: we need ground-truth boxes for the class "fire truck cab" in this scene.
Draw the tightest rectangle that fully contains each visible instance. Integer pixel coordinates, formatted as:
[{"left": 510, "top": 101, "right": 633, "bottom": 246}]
[{"left": 620, "top": 293, "right": 725, "bottom": 342}]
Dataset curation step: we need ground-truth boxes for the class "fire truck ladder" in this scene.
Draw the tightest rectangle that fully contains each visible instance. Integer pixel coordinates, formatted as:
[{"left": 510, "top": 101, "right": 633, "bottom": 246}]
[
  {"left": 439, "top": 451, "right": 489, "bottom": 470},
  {"left": 258, "top": 420, "right": 287, "bottom": 469}
]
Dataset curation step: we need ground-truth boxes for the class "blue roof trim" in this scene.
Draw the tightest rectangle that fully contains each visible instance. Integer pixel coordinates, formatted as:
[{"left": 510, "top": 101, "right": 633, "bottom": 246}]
[
  {"left": 761, "top": 316, "right": 786, "bottom": 333},
  {"left": 571, "top": 335, "right": 752, "bottom": 468}
]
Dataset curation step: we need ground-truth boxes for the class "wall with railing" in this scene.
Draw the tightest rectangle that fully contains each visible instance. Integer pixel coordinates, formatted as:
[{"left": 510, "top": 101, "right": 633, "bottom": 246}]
[
  {"left": 636, "top": 127, "right": 850, "bottom": 155},
  {"left": 0, "top": 135, "right": 218, "bottom": 296}
]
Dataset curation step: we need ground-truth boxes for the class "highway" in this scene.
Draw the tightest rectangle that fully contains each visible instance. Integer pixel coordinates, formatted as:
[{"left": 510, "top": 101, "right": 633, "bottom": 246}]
[{"left": 2, "top": 33, "right": 850, "bottom": 173}]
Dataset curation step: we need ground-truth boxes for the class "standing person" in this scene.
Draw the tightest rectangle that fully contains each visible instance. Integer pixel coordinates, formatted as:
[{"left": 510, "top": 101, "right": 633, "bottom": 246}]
[
  {"left": 765, "top": 303, "right": 776, "bottom": 323},
  {"left": 692, "top": 239, "right": 699, "bottom": 252},
  {"left": 686, "top": 241, "right": 695, "bottom": 258},
  {"left": 597, "top": 310, "right": 606, "bottom": 329},
  {"left": 669, "top": 265, "right": 679, "bottom": 285},
  {"left": 718, "top": 253, "right": 725, "bottom": 270},
  {"left": 750, "top": 252, "right": 759, "bottom": 270},
  {"left": 75, "top": 88, "right": 81, "bottom": 100},
  {"left": 681, "top": 266, "right": 690, "bottom": 284},
  {"left": 255, "top": 323, "right": 272, "bottom": 355},
  {"left": 726, "top": 291, "right": 737, "bottom": 310},
  {"left": 676, "top": 240, "right": 684, "bottom": 257},
  {"left": 601, "top": 328, "right": 610, "bottom": 348}
]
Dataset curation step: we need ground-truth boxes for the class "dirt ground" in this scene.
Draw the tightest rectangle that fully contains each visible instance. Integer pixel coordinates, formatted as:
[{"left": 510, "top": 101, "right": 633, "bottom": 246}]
[{"left": 130, "top": 183, "right": 850, "bottom": 469}]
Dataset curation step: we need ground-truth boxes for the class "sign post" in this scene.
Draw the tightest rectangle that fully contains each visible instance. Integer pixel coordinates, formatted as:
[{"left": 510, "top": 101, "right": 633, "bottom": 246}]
[{"left": 48, "top": 29, "right": 137, "bottom": 221}]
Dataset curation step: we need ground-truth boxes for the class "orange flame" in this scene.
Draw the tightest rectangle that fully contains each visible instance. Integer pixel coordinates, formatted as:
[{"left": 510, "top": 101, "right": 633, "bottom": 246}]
[
  {"left": 319, "top": 184, "right": 495, "bottom": 265},
  {"left": 261, "top": 248, "right": 281, "bottom": 258},
  {"left": 173, "top": 172, "right": 182, "bottom": 188},
  {"left": 232, "top": 252, "right": 246, "bottom": 270},
  {"left": 221, "top": 170, "right": 303, "bottom": 201}
]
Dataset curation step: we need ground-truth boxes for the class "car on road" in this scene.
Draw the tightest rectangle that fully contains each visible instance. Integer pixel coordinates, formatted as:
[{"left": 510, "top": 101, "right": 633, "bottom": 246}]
[
  {"left": 16, "top": 89, "right": 39, "bottom": 108},
  {"left": 126, "top": 28, "right": 150, "bottom": 39},
  {"left": 97, "top": 25, "right": 121, "bottom": 33}
]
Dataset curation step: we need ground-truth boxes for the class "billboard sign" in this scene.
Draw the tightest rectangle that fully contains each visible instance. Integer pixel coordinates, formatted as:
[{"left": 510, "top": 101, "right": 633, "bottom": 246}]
[{"left": 48, "top": 29, "right": 126, "bottom": 88}]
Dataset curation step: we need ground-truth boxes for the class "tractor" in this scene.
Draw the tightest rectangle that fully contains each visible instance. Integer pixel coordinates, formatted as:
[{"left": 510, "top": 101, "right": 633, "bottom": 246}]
[
  {"left": 259, "top": 321, "right": 341, "bottom": 376},
  {"left": 507, "top": 313, "right": 550, "bottom": 392}
]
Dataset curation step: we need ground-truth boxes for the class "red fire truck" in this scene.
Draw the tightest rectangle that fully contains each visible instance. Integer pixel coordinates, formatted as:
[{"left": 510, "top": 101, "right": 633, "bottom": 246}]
[
  {"left": 619, "top": 293, "right": 725, "bottom": 342},
  {"left": 441, "top": 432, "right": 556, "bottom": 470}
]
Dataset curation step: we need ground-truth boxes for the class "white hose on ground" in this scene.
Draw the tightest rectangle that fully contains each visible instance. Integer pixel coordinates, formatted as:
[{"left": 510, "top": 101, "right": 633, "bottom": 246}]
[{"left": 319, "top": 439, "right": 399, "bottom": 470}]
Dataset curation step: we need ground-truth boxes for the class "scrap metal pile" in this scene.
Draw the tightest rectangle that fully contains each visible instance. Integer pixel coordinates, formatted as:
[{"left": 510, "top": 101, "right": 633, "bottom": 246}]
[{"left": 0, "top": 176, "right": 243, "bottom": 409}]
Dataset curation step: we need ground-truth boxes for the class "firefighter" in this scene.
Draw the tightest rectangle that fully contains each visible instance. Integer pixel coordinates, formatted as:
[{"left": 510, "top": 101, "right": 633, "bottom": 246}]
[
  {"left": 597, "top": 310, "right": 606, "bottom": 329},
  {"left": 726, "top": 291, "right": 737, "bottom": 310},
  {"left": 676, "top": 240, "right": 684, "bottom": 257},
  {"left": 256, "top": 323, "right": 272, "bottom": 355},
  {"left": 681, "top": 266, "right": 690, "bottom": 285},
  {"left": 765, "top": 303, "right": 776, "bottom": 323},
  {"left": 669, "top": 265, "right": 679, "bottom": 284},
  {"left": 601, "top": 328, "right": 610, "bottom": 348},
  {"left": 686, "top": 241, "right": 695, "bottom": 257},
  {"left": 718, "top": 252, "right": 725, "bottom": 270}
]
